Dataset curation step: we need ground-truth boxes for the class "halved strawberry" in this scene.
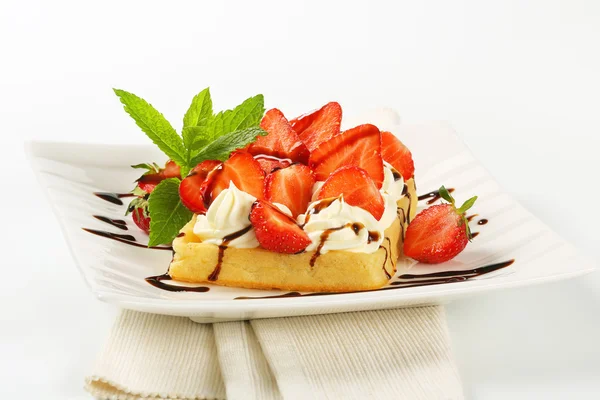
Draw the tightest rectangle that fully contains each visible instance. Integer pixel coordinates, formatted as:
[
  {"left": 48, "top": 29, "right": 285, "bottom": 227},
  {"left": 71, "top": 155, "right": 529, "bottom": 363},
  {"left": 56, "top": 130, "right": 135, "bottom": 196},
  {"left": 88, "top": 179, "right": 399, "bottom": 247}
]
[
  {"left": 179, "top": 160, "right": 221, "bottom": 213},
  {"left": 249, "top": 200, "right": 311, "bottom": 253},
  {"left": 264, "top": 164, "right": 315, "bottom": 218},
  {"left": 201, "top": 151, "right": 265, "bottom": 207},
  {"left": 316, "top": 165, "right": 385, "bottom": 220},
  {"left": 381, "top": 131, "right": 415, "bottom": 179},
  {"left": 135, "top": 160, "right": 181, "bottom": 193},
  {"left": 160, "top": 160, "right": 181, "bottom": 179},
  {"left": 132, "top": 207, "right": 151, "bottom": 234},
  {"left": 309, "top": 124, "right": 384, "bottom": 188},
  {"left": 290, "top": 102, "right": 342, "bottom": 152},
  {"left": 404, "top": 187, "right": 477, "bottom": 264},
  {"left": 248, "top": 108, "right": 309, "bottom": 163},
  {"left": 254, "top": 155, "right": 292, "bottom": 175}
]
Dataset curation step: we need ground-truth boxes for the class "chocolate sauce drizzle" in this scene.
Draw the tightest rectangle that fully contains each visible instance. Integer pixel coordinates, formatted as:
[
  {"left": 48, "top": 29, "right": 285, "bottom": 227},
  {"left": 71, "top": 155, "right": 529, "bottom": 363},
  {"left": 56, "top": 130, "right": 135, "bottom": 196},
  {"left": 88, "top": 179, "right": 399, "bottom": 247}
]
[
  {"left": 93, "top": 192, "right": 134, "bottom": 206},
  {"left": 380, "top": 237, "right": 392, "bottom": 280},
  {"left": 82, "top": 228, "right": 172, "bottom": 251},
  {"left": 300, "top": 196, "right": 339, "bottom": 228},
  {"left": 93, "top": 215, "right": 128, "bottom": 230},
  {"left": 207, "top": 225, "right": 254, "bottom": 281},
  {"left": 418, "top": 188, "right": 455, "bottom": 205},
  {"left": 478, "top": 219, "right": 488, "bottom": 225},
  {"left": 402, "top": 184, "right": 414, "bottom": 224},
  {"left": 308, "top": 222, "right": 378, "bottom": 267},
  {"left": 145, "top": 273, "right": 210, "bottom": 292},
  {"left": 234, "top": 259, "right": 515, "bottom": 299}
]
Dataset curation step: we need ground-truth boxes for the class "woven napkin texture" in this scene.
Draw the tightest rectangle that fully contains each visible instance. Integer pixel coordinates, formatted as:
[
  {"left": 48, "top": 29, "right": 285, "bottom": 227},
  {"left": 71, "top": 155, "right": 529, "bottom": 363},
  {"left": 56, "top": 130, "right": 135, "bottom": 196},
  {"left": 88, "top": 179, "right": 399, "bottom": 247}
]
[{"left": 85, "top": 307, "right": 463, "bottom": 400}]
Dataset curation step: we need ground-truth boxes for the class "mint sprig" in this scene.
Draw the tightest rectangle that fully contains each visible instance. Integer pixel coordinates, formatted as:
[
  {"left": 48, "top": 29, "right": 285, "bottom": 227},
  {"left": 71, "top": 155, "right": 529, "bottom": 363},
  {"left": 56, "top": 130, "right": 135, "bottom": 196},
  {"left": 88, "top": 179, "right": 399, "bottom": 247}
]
[
  {"left": 113, "top": 89, "right": 187, "bottom": 166},
  {"left": 114, "top": 87, "right": 267, "bottom": 245}
]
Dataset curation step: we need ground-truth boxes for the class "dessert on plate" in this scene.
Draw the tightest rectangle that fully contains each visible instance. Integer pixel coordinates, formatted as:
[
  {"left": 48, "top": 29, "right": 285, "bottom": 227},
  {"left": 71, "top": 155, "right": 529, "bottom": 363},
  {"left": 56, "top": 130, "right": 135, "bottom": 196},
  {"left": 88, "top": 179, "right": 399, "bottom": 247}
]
[{"left": 114, "top": 88, "right": 476, "bottom": 293}]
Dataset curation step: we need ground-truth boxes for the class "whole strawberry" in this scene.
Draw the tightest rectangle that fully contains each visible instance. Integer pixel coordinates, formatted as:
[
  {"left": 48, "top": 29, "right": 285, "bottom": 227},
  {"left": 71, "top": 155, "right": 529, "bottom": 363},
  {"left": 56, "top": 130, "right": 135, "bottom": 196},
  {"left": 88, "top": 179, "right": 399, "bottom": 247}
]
[
  {"left": 403, "top": 186, "right": 477, "bottom": 264},
  {"left": 126, "top": 160, "right": 181, "bottom": 234}
]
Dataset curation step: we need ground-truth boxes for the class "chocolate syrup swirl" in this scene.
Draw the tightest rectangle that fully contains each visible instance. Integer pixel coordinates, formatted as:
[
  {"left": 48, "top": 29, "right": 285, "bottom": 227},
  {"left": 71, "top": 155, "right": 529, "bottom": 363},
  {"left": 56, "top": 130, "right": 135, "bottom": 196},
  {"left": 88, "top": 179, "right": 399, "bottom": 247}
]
[
  {"left": 207, "top": 225, "right": 254, "bottom": 281},
  {"left": 308, "top": 222, "right": 374, "bottom": 267},
  {"left": 93, "top": 192, "right": 134, "bottom": 206},
  {"left": 300, "top": 197, "right": 339, "bottom": 228},
  {"left": 310, "top": 225, "right": 347, "bottom": 267},
  {"left": 418, "top": 188, "right": 455, "bottom": 205},
  {"left": 234, "top": 259, "right": 515, "bottom": 299},
  {"left": 93, "top": 215, "right": 128, "bottom": 230},
  {"left": 145, "top": 274, "right": 210, "bottom": 292},
  {"left": 397, "top": 208, "right": 407, "bottom": 242},
  {"left": 82, "top": 228, "right": 172, "bottom": 251},
  {"left": 380, "top": 237, "right": 392, "bottom": 280},
  {"left": 402, "top": 184, "right": 415, "bottom": 224}
]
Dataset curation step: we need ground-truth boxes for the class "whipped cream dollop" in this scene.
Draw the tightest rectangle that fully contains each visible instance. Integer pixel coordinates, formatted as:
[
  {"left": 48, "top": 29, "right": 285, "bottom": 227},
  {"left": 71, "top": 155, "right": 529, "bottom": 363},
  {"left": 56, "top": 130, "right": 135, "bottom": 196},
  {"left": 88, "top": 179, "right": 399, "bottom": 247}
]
[
  {"left": 381, "top": 161, "right": 405, "bottom": 200},
  {"left": 298, "top": 162, "right": 406, "bottom": 254},
  {"left": 297, "top": 197, "right": 383, "bottom": 254},
  {"left": 193, "top": 182, "right": 259, "bottom": 248}
]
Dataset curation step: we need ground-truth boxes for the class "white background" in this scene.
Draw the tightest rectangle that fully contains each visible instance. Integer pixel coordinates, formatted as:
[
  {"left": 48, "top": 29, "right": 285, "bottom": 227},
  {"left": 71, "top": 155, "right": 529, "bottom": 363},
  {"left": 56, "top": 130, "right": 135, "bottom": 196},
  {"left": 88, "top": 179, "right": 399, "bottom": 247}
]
[{"left": 1, "top": 0, "right": 599, "bottom": 398}]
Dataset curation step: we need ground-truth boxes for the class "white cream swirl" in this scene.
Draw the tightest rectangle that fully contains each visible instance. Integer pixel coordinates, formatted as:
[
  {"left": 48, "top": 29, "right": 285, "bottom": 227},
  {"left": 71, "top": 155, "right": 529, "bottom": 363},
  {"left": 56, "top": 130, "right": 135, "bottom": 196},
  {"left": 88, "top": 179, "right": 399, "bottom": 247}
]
[
  {"left": 381, "top": 161, "right": 405, "bottom": 200},
  {"left": 193, "top": 182, "right": 259, "bottom": 248},
  {"left": 298, "top": 163, "right": 407, "bottom": 254},
  {"left": 297, "top": 197, "right": 383, "bottom": 254}
]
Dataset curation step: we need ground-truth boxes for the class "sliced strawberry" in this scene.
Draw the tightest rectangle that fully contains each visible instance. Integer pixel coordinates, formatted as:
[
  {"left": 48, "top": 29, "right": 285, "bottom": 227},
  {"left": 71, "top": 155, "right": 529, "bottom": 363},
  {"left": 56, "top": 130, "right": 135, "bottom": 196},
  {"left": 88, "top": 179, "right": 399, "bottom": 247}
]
[
  {"left": 179, "top": 160, "right": 222, "bottom": 213},
  {"left": 309, "top": 124, "right": 384, "bottom": 188},
  {"left": 316, "top": 165, "right": 385, "bottom": 220},
  {"left": 254, "top": 155, "right": 292, "bottom": 175},
  {"left": 136, "top": 160, "right": 181, "bottom": 193},
  {"left": 264, "top": 164, "right": 315, "bottom": 218},
  {"left": 404, "top": 187, "right": 477, "bottom": 264},
  {"left": 381, "top": 131, "right": 415, "bottom": 179},
  {"left": 137, "top": 180, "right": 159, "bottom": 193},
  {"left": 290, "top": 102, "right": 342, "bottom": 152},
  {"left": 201, "top": 151, "right": 265, "bottom": 207},
  {"left": 248, "top": 108, "right": 309, "bottom": 163},
  {"left": 160, "top": 160, "right": 181, "bottom": 179},
  {"left": 132, "top": 207, "right": 151, "bottom": 234},
  {"left": 250, "top": 200, "right": 311, "bottom": 253}
]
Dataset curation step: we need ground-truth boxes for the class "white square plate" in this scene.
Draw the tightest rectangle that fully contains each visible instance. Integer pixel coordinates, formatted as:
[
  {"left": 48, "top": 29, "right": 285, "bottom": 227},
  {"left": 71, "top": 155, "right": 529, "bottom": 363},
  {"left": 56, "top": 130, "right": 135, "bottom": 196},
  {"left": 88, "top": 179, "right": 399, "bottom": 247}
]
[{"left": 27, "top": 122, "right": 595, "bottom": 323}]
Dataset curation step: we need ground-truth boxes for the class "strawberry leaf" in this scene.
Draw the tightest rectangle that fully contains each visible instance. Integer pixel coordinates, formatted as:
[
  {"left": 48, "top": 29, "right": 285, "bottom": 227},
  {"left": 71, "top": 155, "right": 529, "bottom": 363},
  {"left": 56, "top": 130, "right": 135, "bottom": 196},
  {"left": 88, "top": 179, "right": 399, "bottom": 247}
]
[
  {"left": 438, "top": 186, "right": 455, "bottom": 205},
  {"left": 131, "top": 162, "right": 161, "bottom": 173},
  {"left": 458, "top": 196, "right": 478, "bottom": 214},
  {"left": 147, "top": 178, "right": 193, "bottom": 246}
]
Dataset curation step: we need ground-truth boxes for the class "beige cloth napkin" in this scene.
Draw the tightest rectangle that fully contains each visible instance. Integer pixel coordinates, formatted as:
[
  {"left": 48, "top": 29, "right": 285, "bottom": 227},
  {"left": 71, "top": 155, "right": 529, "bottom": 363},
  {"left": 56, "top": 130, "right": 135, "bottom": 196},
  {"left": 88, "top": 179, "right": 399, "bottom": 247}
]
[{"left": 85, "top": 307, "right": 463, "bottom": 400}]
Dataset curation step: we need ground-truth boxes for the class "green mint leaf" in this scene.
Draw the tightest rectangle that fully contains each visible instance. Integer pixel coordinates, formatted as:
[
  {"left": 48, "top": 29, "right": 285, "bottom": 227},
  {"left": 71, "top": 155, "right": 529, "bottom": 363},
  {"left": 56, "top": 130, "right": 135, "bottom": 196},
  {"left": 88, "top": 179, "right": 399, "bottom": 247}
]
[
  {"left": 182, "top": 126, "right": 211, "bottom": 152},
  {"left": 190, "top": 127, "right": 267, "bottom": 165},
  {"left": 205, "top": 94, "right": 265, "bottom": 141},
  {"left": 147, "top": 178, "right": 193, "bottom": 247},
  {"left": 182, "top": 89, "right": 213, "bottom": 164},
  {"left": 458, "top": 196, "right": 478, "bottom": 215},
  {"left": 182, "top": 88, "right": 212, "bottom": 129},
  {"left": 439, "top": 186, "right": 455, "bottom": 205},
  {"left": 179, "top": 164, "right": 191, "bottom": 180},
  {"left": 114, "top": 89, "right": 187, "bottom": 166}
]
